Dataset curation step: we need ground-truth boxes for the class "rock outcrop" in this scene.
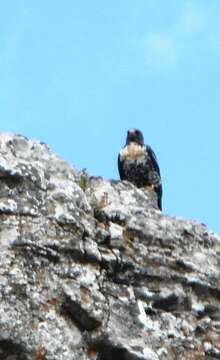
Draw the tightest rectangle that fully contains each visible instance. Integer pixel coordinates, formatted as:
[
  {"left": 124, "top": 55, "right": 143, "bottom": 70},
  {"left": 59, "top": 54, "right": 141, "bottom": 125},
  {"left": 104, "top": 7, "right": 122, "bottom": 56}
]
[{"left": 0, "top": 133, "right": 220, "bottom": 360}]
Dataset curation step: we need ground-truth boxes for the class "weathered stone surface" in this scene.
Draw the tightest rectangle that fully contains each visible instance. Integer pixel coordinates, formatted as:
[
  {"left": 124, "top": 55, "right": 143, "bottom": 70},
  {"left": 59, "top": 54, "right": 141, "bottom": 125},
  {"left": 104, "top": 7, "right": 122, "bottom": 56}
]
[{"left": 0, "top": 133, "right": 220, "bottom": 360}]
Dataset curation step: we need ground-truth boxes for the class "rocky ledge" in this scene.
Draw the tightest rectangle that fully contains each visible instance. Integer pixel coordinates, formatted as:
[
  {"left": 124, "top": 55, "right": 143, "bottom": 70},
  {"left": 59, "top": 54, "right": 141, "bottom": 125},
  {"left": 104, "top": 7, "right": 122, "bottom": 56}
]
[{"left": 0, "top": 134, "right": 219, "bottom": 360}]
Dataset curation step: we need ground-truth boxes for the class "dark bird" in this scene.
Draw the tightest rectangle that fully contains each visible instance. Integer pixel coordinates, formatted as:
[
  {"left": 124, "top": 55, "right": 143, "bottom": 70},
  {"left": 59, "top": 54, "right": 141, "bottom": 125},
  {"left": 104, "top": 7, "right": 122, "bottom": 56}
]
[{"left": 118, "top": 129, "right": 162, "bottom": 210}]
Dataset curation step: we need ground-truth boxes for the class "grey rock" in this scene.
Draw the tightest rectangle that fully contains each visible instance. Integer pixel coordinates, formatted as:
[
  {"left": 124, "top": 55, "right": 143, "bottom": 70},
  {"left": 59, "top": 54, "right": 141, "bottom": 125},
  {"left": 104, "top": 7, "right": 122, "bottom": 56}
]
[{"left": 0, "top": 133, "right": 220, "bottom": 359}]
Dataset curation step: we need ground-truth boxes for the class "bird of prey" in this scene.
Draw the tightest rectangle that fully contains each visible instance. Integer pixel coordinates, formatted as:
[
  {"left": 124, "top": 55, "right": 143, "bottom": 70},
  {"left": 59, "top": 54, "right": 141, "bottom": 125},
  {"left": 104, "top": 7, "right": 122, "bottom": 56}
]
[{"left": 118, "top": 129, "right": 162, "bottom": 210}]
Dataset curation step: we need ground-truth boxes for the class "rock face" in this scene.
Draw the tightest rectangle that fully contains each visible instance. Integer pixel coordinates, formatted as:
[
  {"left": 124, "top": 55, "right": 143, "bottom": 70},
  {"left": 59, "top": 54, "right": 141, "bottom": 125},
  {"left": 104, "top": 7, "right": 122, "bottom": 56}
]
[{"left": 0, "top": 134, "right": 220, "bottom": 360}]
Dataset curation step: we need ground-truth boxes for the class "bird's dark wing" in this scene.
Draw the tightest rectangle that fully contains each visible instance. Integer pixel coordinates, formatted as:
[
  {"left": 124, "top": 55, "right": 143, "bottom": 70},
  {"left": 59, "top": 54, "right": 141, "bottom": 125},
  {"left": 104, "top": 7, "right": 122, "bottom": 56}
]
[
  {"left": 146, "top": 145, "right": 161, "bottom": 175},
  {"left": 157, "top": 183, "right": 163, "bottom": 210},
  {"left": 146, "top": 145, "right": 163, "bottom": 210},
  {"left": 118, "top": 153, "right": 125, "bottom": 180}
]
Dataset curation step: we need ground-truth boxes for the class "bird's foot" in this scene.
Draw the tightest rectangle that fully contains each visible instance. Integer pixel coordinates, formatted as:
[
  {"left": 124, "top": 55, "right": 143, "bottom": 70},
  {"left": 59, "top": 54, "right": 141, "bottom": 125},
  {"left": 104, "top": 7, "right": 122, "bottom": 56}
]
[{"left": 144, "top": 185, "right": 155, "bottom": 191}]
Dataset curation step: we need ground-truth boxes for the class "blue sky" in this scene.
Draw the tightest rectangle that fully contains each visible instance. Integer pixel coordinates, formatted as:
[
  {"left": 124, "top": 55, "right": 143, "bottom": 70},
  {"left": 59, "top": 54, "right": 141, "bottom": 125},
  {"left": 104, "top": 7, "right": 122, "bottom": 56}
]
[{"left": 1, "top": 1, "right": 220, "bottom": 234}]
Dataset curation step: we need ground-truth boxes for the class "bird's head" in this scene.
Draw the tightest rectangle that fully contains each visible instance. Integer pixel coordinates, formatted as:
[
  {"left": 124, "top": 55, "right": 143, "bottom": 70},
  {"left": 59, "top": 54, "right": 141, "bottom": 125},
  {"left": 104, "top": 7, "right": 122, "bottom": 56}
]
[{"left": 126, "top": 129, "right": 144, "bottom": 145}]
